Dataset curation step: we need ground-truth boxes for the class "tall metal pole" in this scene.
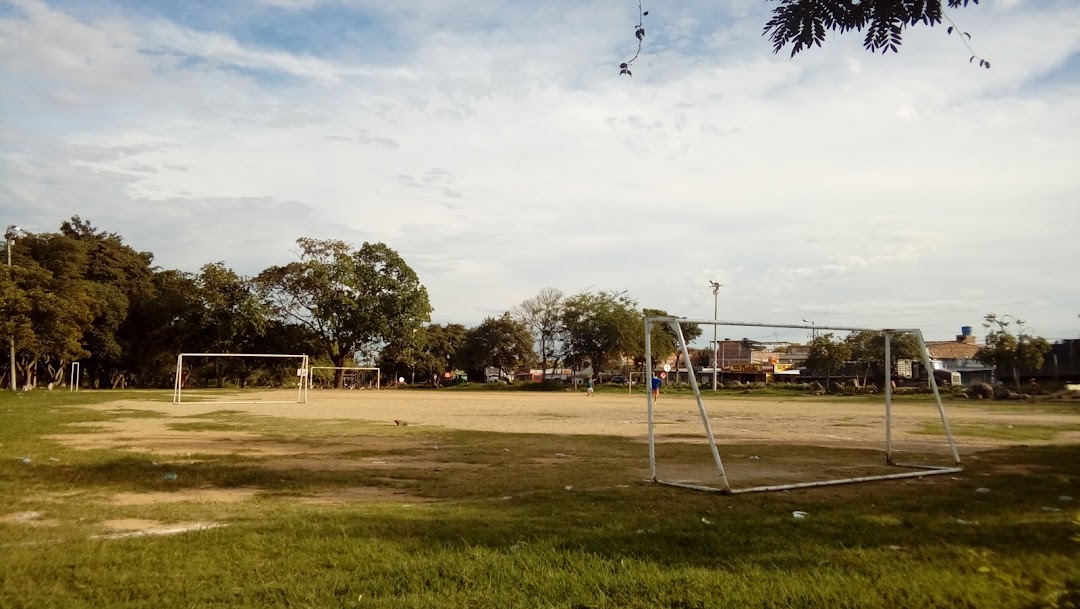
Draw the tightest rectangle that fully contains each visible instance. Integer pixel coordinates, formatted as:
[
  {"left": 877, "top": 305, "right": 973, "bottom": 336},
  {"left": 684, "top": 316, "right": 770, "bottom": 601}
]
[
  {"left": 7, "top": 235, "right": 14, "bottom": 392},
  {"left": 710, "top": 281, "right": 721, "bottom": 391},
  {"left": 884, "top": 331, "right": 893, "bottom": 464}
]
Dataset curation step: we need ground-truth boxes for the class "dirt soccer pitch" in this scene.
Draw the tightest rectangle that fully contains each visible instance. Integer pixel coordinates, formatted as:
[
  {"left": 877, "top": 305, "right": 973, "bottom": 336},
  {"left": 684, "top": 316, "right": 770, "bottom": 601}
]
[{"left": 2, "top": 388, "right": 1079, "bottom": 608}]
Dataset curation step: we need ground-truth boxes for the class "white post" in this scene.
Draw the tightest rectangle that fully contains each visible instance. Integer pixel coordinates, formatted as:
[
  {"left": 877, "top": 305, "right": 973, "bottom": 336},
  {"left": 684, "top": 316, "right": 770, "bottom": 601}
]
[
  {"left": 884, "top": 331, "right": 893, "bottom": 464},
  {"left": 914, "top": 330, "right": 962, "bottom": 466},
  {"left": 671, "top": 320, "right": 730, "bottom": 491},
  {"left": 173, "top": 354, "right": 183, "bottom": 404},
  {"left": 645, "top": 318, "right": 656, "bottom": 481},
  {"left": 69, "top": 362, "right": 80, "bottom": 392},
  {"left": 297, "top": 355, "right": 309, "bottom": 403}
]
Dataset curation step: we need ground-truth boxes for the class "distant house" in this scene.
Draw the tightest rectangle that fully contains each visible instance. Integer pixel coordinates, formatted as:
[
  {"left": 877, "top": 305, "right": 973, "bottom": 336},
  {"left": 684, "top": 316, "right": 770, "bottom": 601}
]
[{"left": 925, "top": 327, "right": 995, "bottom": 385}]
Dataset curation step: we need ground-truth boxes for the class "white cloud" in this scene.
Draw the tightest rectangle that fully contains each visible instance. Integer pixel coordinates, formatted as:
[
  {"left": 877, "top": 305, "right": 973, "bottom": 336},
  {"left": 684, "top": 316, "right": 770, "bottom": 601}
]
[{"left": 2, "top": 0, "right": 1079, "bottom": 340}]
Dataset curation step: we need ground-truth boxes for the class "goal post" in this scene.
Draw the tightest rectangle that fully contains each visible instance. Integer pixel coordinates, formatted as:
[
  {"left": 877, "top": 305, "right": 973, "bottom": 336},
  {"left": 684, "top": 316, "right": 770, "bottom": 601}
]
[
  {"left": 308, "top": 366, "right": 381, "bottom": 390},
  {"left": 645, "top": 316, "right": 962, "bottom": 494},
  {"left": 173, "top": 353, "right": 309, "bottom": 404}
]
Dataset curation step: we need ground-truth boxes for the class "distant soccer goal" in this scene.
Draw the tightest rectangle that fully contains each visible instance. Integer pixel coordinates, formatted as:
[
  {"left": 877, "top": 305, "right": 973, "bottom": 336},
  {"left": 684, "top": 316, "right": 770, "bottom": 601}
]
[
  {"left": 173, "top": 353, "right": 309, "bottom": 404},
  {"left": 308, "top": 366, "right": 380, "bottom": 390},
  {"left": 644, "top": 317, "right": 962, "bottom": 494}
]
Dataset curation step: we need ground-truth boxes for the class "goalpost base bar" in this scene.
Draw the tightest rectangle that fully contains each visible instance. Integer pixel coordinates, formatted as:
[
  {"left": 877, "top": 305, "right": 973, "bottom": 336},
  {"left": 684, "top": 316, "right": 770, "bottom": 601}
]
[
  {"left": 172, "top": 400, "right": 305, "bottom": 405},
  {"left": 651, "top": 464, "right": 963, "bottom": 495}
]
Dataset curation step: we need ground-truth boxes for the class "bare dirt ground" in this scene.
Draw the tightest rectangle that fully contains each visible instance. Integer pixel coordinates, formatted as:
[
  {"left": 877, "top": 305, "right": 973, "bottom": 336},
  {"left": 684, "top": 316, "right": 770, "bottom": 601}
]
[
  {"left": 37, "top": 389, "right": 1079, "bottom": 508},
  {"left": 77, "top": 389, "right": 1080, "bottom": 452}
]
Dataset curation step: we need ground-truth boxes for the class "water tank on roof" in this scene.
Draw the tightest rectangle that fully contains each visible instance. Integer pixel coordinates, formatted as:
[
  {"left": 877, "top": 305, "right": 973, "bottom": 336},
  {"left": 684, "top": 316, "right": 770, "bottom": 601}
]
[{"left": 961, "top": 326, "right": 972, "bottom": 336}]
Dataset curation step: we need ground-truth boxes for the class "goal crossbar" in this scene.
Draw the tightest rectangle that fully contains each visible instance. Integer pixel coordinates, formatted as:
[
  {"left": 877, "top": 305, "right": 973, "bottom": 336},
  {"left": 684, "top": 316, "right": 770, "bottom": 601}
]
[
  {"left": 173, "top": 353, "right": 309, "bottom": 404},
  {"left": 645, "top": 317, "right": 962, "bottom": 494}
]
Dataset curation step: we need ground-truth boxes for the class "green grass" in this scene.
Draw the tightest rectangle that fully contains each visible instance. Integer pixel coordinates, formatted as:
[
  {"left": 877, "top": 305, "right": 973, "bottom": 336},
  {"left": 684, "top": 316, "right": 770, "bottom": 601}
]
[
  {"left": 1, "top": 391, "right": 1078, "bottom": 608},
  {"left": 915, "top": 421, "right": 1080, "bottom": 442}
]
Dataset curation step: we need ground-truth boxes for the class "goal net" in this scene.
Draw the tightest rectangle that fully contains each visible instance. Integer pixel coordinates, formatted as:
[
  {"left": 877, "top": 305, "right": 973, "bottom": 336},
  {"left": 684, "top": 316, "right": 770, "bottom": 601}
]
[
  {"left": 308, "top": 366, "right": 381, "bottom": 390},
  {"left": 173, "top": 353, "right": 309, "bottom": 404},
  {"left": 644, "top": 316, "right": 962, "bottom": 494}
]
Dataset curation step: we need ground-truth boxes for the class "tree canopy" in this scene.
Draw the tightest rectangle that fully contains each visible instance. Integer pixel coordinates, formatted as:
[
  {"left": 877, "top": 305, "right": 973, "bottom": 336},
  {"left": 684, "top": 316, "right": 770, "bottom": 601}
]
[
  {"left": 457, "top": 314, "right": 534, "bottom": 381},
  {"left": 976, "top": 313, "right": 1052, "bottom": 389},
  {"left": 561, "top": 291, "right": 641, "bottom": 375},
  {"left": 513, "top": 287, "right": 564, "bottom": 379},
  {"left": 257, "top": 238, "right": 432, "bottom": 387},
  {"left": 764, "top": 0, "right": 982, "bottom": 57},
  {"left": 623, "top": 0, "right": 988, "bottom": 74}
]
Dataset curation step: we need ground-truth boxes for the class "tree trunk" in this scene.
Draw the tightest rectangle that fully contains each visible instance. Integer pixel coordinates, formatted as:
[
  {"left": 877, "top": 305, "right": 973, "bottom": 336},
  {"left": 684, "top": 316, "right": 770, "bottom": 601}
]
[
  {"left": 333, "top": 350, "right": 347, "bottom": 388},
  {"left": 540, "top": 338, "right": 548, "bottom": 381}
]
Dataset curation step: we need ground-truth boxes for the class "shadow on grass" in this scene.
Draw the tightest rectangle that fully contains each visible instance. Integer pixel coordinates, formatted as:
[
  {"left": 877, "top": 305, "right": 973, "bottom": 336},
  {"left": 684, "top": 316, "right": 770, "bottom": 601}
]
[
  {"left": 300, "top": 443, "right": 1080, "bottom": 569},
  {"left": 7, "top": 434, "right": 1077, "bottom": 568}
]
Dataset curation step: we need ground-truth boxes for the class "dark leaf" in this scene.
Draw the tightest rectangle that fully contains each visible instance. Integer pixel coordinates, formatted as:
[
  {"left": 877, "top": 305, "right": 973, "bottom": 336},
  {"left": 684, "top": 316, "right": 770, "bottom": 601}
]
[
  {"left": 643, "top": 10, "right": 649, "bottom": 16},
  {"left": 620, "top": 62, "right": 628, "bottom": 69},
  {"left": 970, "top": 55, "right": 975, "bottom": 62},
  {"left": 984, "top": 61, "right": 990, "bottom": 69},
  {"left": 947, "top": 26, "right": 953, "bottom": 34},
  {"left": 964, "top": 32, "right": 971, "bottom": 40},
  {"left": 636, "top": 28, "right": 645, "bottom": 40},
  {"left": 625, "top": 69, "right": 631, "bottom": 76}
]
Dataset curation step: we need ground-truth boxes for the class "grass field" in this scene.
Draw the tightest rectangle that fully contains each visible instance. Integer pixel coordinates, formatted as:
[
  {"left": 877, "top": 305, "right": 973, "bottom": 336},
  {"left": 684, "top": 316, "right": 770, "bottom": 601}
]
[{"left": 1, "top": 389, "right": 1078, "bottom": 608}]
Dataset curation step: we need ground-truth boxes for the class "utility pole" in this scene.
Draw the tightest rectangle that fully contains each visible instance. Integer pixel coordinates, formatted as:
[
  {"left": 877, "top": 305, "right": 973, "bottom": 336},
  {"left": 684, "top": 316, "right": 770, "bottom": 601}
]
[
  {"left": 6, "top": 225, "right": 23, "bottom": 392},
  {"left": 803, "top": 318, "right": 816, "bottom": 342},
  {"left": 710, "top": 281, "right": 722, "bottom": 391}
]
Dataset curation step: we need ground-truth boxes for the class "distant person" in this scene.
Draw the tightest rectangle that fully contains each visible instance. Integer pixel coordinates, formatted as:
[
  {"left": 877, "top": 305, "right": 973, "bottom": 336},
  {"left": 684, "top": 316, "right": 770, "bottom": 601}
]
[
  {"left": 586, "top": 377, "right": 594, "bottom": 397},
  {"left": 651, "top": 375, "right": 662, "bottom": 400}
]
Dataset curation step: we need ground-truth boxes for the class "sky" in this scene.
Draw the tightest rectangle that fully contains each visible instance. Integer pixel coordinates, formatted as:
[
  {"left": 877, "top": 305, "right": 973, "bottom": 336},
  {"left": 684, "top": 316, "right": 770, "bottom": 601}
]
[{"left": 2, "top": 0, "right": 1079, "bottom": 346}]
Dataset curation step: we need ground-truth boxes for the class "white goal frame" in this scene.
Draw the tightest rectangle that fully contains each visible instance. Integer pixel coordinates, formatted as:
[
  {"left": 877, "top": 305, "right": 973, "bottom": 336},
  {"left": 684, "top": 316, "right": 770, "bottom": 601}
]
[
  {"left": 308, "top": 366, "right": 381, "bottom": 390},
  {"left": 173, "top": 353, "right": 309, "bottom": 404},
  {"left": 69, "top": 361, "right": 80, "bottom": 392},
  {"left": 645, "top": 317, "right": 962, "bottom": 494}
]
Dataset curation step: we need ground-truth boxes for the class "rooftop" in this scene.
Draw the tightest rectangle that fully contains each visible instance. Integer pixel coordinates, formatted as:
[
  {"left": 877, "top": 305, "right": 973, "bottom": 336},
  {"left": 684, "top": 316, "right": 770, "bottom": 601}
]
[{"left": 925, "top": 341, "right": 981, "bottom": 360}]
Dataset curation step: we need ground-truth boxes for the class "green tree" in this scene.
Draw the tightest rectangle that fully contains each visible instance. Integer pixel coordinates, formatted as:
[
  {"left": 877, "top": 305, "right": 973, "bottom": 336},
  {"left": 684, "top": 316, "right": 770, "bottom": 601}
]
[
  {"left": 976, "top": 313, "right": 1052, "bottom": 390},
  {"left": 561, "top": 291, "right": 640, "bottom": 376},
  {"left": 458, "top": 314, "right": 534, "bottom": 381},
  {"left": 4, "top": 231, "right": 95, "bottom": 388},
  {"left": 513, "top": 287, "right": 564, "bottom": 379},
  {"left": 844, "top": 330, "right": 919, "bottom": 386},
  {"left": 256, "top": 239, "right": 432, "bottom": 388},
  {"left": 805, "top": 333, "right": 853, "bottom": 391},
  {"left": 191, "top": 263, "right": 271, "bottom": 388},
  {"left": 119, "top": 269, "right": 203, "bottom": 387},
  {"left": 59, "top": 217, "right": 155, "bottom": 389},
  {"left": 640, "top": 308, "right": 702, "bottom": 367},
  {"left": 420, "top": 323, "right": 468, "bottom": 385}
]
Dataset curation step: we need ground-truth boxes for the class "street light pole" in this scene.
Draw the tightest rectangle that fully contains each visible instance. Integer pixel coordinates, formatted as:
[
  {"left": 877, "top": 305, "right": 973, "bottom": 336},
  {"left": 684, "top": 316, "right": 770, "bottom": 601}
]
[
  {"left": 710, "top": 281, "right": 722, "bottom": 391},
  {"left": 5, "top": 225, "right": 23, "bottom": 392}
]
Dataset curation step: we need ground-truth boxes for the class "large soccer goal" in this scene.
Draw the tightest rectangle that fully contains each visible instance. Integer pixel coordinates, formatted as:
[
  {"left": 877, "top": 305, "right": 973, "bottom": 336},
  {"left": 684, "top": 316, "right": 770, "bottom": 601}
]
[
  {"left": 173, "top": 353, "right": 309, "bottom": 404},
  {"left": 644, "top": 316, "right": 962, "bottom": 494},
  {"left": 308, "top": 366, "right": 381, "bottom": 390}
]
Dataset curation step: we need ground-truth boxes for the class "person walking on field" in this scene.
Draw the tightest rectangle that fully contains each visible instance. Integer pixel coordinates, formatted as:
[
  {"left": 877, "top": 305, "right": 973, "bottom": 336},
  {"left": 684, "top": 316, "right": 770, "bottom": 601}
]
[
  {"left": 586, "top": 377, "right": 594, "bottom": 397},
  {"left": 651, "top": 374, "right": 662, "bottom": 400}
]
